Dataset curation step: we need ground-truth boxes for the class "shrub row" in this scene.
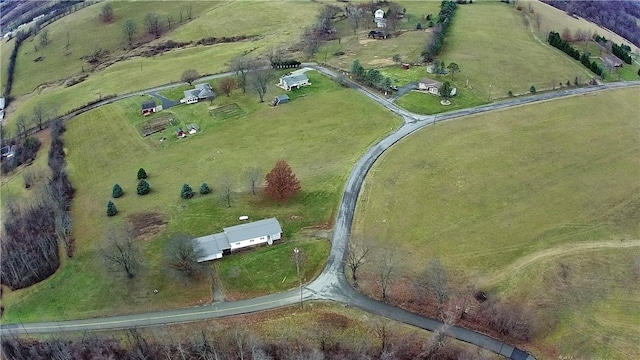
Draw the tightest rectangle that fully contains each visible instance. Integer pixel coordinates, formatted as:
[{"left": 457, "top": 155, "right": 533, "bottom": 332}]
[
  {"left": 548, "top": 31, "right": 603, "bottom": 77},
  {"left": 195, "top": 34, "right": 258, "bottom": 46},
  {"left": 421, "top": 0, "right": 457, "bottom": 62},
  {"left": 3, "top": 29, "right": 31, "bottom": 103},
  {"left": 271, "top": 59, "right": 302, "bottom": 69}
]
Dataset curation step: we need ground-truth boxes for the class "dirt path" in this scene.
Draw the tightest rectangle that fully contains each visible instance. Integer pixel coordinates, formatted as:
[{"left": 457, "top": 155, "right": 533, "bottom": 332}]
[{"left": 481, "top": 239, "right": 640, "bottom": 288}]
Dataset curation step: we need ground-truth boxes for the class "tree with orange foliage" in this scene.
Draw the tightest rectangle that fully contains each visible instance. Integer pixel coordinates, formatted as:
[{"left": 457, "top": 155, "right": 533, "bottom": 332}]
[{"left": 264, "top": 160, "right": 301, "bottom": 202}]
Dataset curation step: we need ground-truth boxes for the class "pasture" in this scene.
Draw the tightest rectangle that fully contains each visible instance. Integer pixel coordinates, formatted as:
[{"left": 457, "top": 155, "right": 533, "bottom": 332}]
[
  {"left": 437, "top": 1, "right": 593, "bottom": 99},
  {"left": 9, "top": 1, "right": 219, "bottom": 96},
  {"left": 352, "top": 87, "right": 639, "bottom": 359},
  {"left": 1, "top": 71, "right": 401, "bottom": 322}
]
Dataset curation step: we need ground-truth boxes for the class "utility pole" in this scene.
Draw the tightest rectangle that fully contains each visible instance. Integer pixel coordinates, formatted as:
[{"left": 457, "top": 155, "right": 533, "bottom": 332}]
[{"left": 294, "top": 247, "right": 302, "bottom": 308}]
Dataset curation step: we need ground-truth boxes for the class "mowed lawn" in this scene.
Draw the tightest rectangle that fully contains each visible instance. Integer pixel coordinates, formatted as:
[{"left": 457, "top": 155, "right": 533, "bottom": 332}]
[
  {"left": 352, "top": 87, "right": 639, "bottom": 359},
  {"left": 1, "top": 71, "right": 401, "bottom": 322},
  {"left": 10, "top": 1, "right": 219, "bottom": 96},
  {"left": 438, "top": 2, "right": 592, "bottom": 99}
]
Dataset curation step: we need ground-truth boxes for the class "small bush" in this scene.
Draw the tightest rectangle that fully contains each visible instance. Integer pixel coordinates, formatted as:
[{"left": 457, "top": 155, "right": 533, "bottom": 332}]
[
  {"left": 137, "top": 179, "right": 150, "bottom": 195},
  {"left": 23, "top": 171, "right": 35, "bottom": 189},
  {"left": 181, "top": 183, "right": 194, "bottom": 199},
  {"left": 199, "top": 182, "right": 211, "bottom": 195},
  {"left": 529, "top": 85, "right": 536, "bottom": 94},
  {"left": 507, "top": 90, "right": 513, "bottom": 97},
  {"left": 112, "top": 183, "right": 123, "bottom": 198},
  {"left": 106, "top": 201, "right": 117, "bottom": 216},
  {"left": 416, "top": 22, "right": 422, "bottom": 30},
  {"left": 137, "top": 168, "right": 147, "bottom": 180}
]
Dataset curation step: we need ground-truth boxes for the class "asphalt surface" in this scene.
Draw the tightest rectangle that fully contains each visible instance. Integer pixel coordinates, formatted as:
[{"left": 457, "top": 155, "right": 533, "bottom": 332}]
[{"left": 3, "top": 65, "right": 638, "bottom": 360}]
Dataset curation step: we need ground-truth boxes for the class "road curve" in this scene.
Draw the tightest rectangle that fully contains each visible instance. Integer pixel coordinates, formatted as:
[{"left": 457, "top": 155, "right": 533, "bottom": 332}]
[{"left": 3, "top": 65, "right": 638, "bottom": 360}]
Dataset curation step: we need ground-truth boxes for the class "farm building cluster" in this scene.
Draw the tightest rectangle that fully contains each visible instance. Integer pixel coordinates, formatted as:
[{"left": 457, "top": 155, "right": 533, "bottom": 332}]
[{"left": 192, "top": 218, "right": 283, "bottom": 262}]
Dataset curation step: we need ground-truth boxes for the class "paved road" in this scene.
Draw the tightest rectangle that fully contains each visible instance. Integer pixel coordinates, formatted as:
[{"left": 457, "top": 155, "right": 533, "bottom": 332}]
[{"left": 3, "top": 65, "right": 638, "bottom": 360}]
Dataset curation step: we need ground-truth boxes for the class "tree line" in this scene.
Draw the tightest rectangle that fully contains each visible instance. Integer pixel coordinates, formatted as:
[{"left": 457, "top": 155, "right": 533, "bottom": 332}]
[
  {"left": 542, "top": 0, "right": 640, "bottom": 48},
  {"left": 422, "top": 0, "right": 458, "bottom": 62},
  {"left": 1, "top": 323, "right": 497, "bottom": 360},
  {"left": 548, "top": 31, "right": 604, "bottom": 77},
  {"left": 1, "top": 119, "right": 75, "bottom": 291},
  {"left": 350, "top": 60, "right": 394, "bottom": 92}
]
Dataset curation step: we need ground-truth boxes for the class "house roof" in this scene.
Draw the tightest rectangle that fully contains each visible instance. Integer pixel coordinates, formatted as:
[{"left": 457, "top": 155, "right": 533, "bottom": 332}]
[
  {"left": 0, "top": 97, "right": 5, "bottom": 110},
  {"left": 276, "top": 94, "right": 289, "bottom": 101},
  {"left": 419, "top": 78, "right": 443, "bottom": 89},
  {"left": 184, "top": 83, "right": 214, "bottom": 100},
  {"left": 224, "top": 218, "right": 282, "bottom": 244},
  {"left": 193, "top": 233, "right": 230, "bottom": 262},
  {"left": 603, "top": 53, "right": 623, "bottom": 66},
  {"left": 281, "top": 74, "right": 308, "bottom": 87},
  {"left": 141, "top": 100, "right": 156, "bottom": 109}
]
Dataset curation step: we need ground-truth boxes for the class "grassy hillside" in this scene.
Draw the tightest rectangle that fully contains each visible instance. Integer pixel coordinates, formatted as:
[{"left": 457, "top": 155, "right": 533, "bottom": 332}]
[
  {"left": 1, "top": 71, "right": 401, "bottom": 322},
  {"left": 353, "top": 87, "right": 639, "bottom": 359},
  {"left": 437, "top": 1, "right": 592, "bottom": 99},
  {"left": 10, "top": 1, "right": 219, "bottom": 96}
]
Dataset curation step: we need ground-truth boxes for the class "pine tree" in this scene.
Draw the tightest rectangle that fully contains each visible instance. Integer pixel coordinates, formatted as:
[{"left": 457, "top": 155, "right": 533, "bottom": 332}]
[
  {"left": 529, "top": 85, "right": 536, "bottom": 94},
  {"left": 137, "top": 168, "right": 147, "bottom": 180},
  {"left": 199, "top": 182, "right": 211, "bottom": 195},
  {"left": 181, "top": 183, "right": 194, "bottom": 199},
  {"left": 264, "top": 160, "right": 301, "bottom": 202},
  {"left": 137, "top": 179, "right": 150, "bottom": 195},
  {"left": 106, "top": 201, "right": 117, "bottom": 216},
  {"left": 112, "top": 183, "right": 123, "bottom": 198}
]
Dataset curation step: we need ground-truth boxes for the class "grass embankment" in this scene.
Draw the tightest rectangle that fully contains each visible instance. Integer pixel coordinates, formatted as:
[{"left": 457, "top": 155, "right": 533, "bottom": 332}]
[
  {"left": 1, "top": 71, "right": 401, "bottom": 323},
  {"left": 353, "top": 87, "right": 639, "bottom": 359},
  {"left": 10, "top": 1, "right": 218, "bottom": 96},
  {"left": 437, "top": 1, "right": 592, "bottom": 99}
]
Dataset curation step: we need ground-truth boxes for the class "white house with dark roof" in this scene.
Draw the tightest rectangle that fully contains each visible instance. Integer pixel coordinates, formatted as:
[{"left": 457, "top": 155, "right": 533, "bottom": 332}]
[
  {"left": 278, "top": 74, "right": 311, "bottom": 91},
  {"left": 193, "top": 218, "right": 283, "bottom": 262},
  {"left": 181, "top": 83, "right": 215, "bottom": 104},
  {"left": 418, "top": 78, "right": 457, "bottom": 97}
]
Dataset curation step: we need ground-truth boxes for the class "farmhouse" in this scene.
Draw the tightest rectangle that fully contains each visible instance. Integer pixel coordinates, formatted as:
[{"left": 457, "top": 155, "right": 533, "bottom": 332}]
[
  {"left": 181, "top": 83, "right": 215, "bottom": 104},
  {"left": 418, "top": 78, "right": 457, "bottom": 97},
  {"left": 193, "top": 218, "right": 283, "bottom": 262},
  {"left": 278, "top": 74, "right": 311, "bottom": 91},
  {"left": 0, "top": 97, "right": 4, "bottom": 121}
]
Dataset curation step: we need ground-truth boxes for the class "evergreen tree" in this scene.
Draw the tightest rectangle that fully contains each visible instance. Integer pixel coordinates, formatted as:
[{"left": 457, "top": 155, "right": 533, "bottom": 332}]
[
  {"left": 112, "top": 183, "right": 123, "bottom": 198},
  {"left": 199, "top": 182, "right": 211, "bottom": 195},
  {"left": 351, "top": 60, "right": 365, "bottom": 80},
  {"left": 137, "top": 168, "right": 147, "bottom": 180},
  {"left": 106, "top": 201, "right": 117, "bottom": 216},
  {"left": 137, "top": 179, "right": 150, "bottom": 195},
  {"left": 530, "top": 85, "right": 536, "bottom": 94},
  {"left": 181, "top": 183, "right": 194, "bottom": 199}
]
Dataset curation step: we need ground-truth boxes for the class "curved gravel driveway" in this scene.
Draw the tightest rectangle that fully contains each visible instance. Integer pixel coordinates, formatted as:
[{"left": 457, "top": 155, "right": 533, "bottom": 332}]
[{"left": 3, "top": 64, "right": 638, "bottom": 360}]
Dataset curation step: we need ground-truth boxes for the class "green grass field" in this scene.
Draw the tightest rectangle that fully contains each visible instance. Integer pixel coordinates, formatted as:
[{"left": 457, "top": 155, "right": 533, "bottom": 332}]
[
  {"left": 352, "top": 87, "right": 639, "bottom": 359},
  {"left": 395, "top": 87, "right": 487, "bottom": 115},
  {"left": 1, "top": 71, "right": 401, "bottom": 323},
  {"left": 437, "top": 2, "right": 593, "bottom": 99}
]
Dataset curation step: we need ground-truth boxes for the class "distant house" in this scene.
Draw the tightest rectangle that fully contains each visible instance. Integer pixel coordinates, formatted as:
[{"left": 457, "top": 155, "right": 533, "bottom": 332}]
[
  {"left": 141, "top": 100, "right": 157, "bottom": 115},
  {"left": 603, "top": 54, "right": 623, "bottom": 68},
  {"left": 278, "top": 74, "right": 311, "bottom": 91},
  {"left": 272, "top": 94, "right": 289, "bottom": 106},
  {"left": 374, "top": 8, "right": 386, "bottom": 28},
  {"left": 193, "top": 218, "right": 283, "bottom": 262},
  {"left": 1, "top": 145, "right": 17, "bottom": 159},
  {"left": 181, "top": 83, "right": 215, "bottom": 104},
  {"left": 0, "top": 97, "right": 4, "bottom": 121},
  {"left": 418, "top": 78, "right": 457, "bottom": 97}
]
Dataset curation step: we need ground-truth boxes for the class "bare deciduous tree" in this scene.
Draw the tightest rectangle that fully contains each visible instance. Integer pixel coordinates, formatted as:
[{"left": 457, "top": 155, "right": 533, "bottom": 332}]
[
  {"left": 346, "top": 5, "right": 365, "bottom": 34},
  {"left": 122, "top": 19, "right": 137, "bottom": 47},
  {"left": 181, "top": 69, "right": 200, "bottom": 85},
  {"left": 423, "top": 257, "right": 449, "bottom": 316},
  {"left": 230, "top": 55, "right": 254, "bottom": 93},
  {"left": 16, "top": 115, "right": 29, "bottom": 139},
  {"left": 39, "top": 29, "right": 49, "bottom": 46},
  {"left": 101, "top": 2, "right": 114, "bottom": 23},
  {"left": 377, "top": 251, "right": 396, "bottom": 301},
  {"left": 100, "top": 225, "right": 140, "bottom": 279},
  {"left": 164, "top": 233, "right": 206, "bottom": 281},
  {"left": 301, "top": 27, "right": 322, "bottom": 59},
  {"left": 346, "top": 237, "right": 370, "bottom": 285},
  {"left": 219, "top": 176, "right": 234, "bottom": 208},
  {"left": 249, "top": 61, "right": 273, "bottom": 102},
  {"left": 145, "top": 13, "right": 162, "bottom": 37},
  {"left": 32, "top": 103, "right": 48, "bottom": 130},
  {"left": 246, "top": 167, "right": 262, "bottom": 195},
  {"left": 218, "top": 77, "right": 237, "bottom": 96}
]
